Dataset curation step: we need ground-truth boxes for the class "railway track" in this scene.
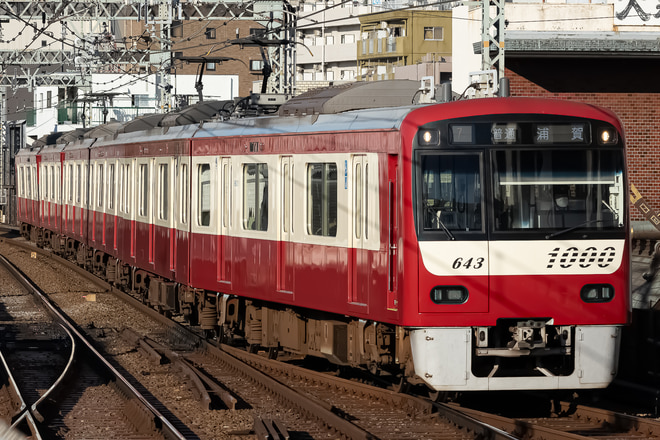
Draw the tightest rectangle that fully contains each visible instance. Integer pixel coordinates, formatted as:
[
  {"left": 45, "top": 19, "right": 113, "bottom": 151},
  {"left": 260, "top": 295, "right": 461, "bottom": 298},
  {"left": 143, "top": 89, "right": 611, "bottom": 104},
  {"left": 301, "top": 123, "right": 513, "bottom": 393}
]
[
  {"left": 0, "top": 233, "right": 517, "bottom": 439},
  {"left": 448, "top": 400, "right": 660, "bottom": 439},
  {"left": 2, "top": 231, "right": 658, "bottom": 440},
  {"left": 0, "top": 251, "right": 187, "bottom": 439}
]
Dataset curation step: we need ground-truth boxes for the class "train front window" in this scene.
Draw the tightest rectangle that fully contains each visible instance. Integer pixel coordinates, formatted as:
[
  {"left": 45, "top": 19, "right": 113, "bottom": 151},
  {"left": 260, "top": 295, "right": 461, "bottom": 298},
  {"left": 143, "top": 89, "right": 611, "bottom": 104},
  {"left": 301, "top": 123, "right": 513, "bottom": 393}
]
[
  {"left": 420, "top": 153, "right": 483, "bottom": 235},
  {"left": 492, "top": 149, "right": 624, "bottom": 234}
]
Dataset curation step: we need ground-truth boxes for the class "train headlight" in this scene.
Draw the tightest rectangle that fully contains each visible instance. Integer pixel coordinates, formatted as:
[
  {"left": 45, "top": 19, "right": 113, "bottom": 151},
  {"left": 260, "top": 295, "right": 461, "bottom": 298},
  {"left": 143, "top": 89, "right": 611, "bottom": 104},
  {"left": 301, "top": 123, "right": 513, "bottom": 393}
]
[
  {"left": 418, "top": 129, "right": 440, "bottom": 146},
  {"left": 580, "top": 284, "right": 614, "bottom": 303},
  {"left": 597, "top": 128, "right": 617, "bottom": 145},
  {"left": 430, "top": 286, "right": 468, "bottom": 304}
]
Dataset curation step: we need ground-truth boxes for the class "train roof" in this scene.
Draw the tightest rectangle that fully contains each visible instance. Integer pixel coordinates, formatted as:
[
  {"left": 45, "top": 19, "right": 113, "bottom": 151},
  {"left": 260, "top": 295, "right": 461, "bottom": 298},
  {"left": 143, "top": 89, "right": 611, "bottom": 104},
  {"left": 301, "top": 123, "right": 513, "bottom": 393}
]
[
  {"left": 277, "top": 80, "right": 422, "bottom": 116},
  {"left": 194, "top": 105, "right": 417, "bottom": 139}
]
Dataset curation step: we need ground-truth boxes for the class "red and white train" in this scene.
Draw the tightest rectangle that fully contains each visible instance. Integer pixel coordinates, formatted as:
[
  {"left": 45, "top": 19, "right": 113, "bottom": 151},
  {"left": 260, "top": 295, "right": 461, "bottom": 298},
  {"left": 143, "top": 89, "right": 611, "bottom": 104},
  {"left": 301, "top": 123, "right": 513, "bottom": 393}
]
[{"left": 15, "top": 81, "right": 629, "bottom": 392}]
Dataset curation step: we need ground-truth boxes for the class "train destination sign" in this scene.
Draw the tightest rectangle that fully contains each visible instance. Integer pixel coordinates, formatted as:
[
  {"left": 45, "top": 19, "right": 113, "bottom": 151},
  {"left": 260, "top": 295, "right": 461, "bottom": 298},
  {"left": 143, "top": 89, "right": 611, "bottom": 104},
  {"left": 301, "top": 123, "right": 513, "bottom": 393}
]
[{"left": 533, "top": 123, "right": 588, "bottom": 144}]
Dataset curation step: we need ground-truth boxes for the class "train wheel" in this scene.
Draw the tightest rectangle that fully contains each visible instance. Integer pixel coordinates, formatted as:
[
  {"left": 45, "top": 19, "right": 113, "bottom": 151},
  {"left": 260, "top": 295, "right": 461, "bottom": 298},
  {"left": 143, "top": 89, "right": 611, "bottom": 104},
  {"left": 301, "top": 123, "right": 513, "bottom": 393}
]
[
  {"left": 267, "top": 347, "right": 278, "bottom": 360},
  {"left": 428, "top": 391, "right": 458, "bottom": 403},
  {"left": 392, "top": 377, "right": 410, "bottom": 394}
]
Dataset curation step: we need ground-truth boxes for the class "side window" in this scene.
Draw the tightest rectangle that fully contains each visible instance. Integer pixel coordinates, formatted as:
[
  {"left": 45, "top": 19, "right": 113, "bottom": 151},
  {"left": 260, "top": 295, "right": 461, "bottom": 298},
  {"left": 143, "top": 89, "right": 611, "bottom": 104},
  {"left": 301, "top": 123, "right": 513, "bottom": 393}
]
[
  {"left": 243, "top": 163, "right": 268, "bottom": 231},
  {"left": 44, "top": 166, "right": 49, "bottom": 200},
  {"left": 26, "top": 167, "right": 32, "bottom": 198},
  {"left": 126, "top": 163, "right": 132, "bottom": 215},
  {"left": 307, "top": 163, "right": 337, "bottom": 237},
  {"left": 139, "top": 163, "right": 148, "bottom": 216},
  {"left": 159, "top": 163, "right": 169, "bottom": 221},
  {"left": 180, "top": 163, "right": 189, "bottom": 224},
  {"left": 53, "top": 166, "right": 58, "bottom": 201},
  {"left": 198, "top": 163, "right": 211, "bottom": 226},
  {"left": 18, "top": 167, "right": 23, "bottom": 197},
  {"left": 222, "top": 162, "right": 231, "bottom": 228},
  {"left": 76, "top": 164, "right": 81, "bottom": 203},
  {"left": 68, "top": 165, "right": 73, "bottom": 202},
  {"left": 108, "top": 163, "right": 115, "bottom": 210},
  {"left": 97, "top": 163, "right": 104, "bottom": 208}
]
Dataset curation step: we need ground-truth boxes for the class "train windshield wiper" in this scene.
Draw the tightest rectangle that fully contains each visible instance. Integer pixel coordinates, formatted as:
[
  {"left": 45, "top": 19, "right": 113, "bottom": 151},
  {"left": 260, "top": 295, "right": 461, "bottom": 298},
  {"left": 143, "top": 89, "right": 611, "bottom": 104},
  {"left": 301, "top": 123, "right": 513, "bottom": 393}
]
[
  {"left": 438, "top": 218, "right": 456, "bottom": 241},
  {"left": 545, "top": 219, "right": 604, "bottom": 240}
]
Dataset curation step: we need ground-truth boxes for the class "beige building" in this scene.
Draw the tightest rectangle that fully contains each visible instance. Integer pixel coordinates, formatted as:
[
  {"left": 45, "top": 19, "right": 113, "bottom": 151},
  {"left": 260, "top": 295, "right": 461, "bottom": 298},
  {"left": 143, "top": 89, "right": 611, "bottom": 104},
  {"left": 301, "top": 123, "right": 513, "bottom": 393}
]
[{"left": 357, "top": 10, "right": 452, "bottom": 82}]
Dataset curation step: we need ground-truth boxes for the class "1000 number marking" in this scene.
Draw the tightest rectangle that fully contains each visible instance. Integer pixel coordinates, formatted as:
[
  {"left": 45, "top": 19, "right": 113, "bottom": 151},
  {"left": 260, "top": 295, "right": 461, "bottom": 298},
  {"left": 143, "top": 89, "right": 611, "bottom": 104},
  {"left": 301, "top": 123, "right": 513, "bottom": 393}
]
[{"left": 547, "top": 246, "right": 616, "bottom": 269}]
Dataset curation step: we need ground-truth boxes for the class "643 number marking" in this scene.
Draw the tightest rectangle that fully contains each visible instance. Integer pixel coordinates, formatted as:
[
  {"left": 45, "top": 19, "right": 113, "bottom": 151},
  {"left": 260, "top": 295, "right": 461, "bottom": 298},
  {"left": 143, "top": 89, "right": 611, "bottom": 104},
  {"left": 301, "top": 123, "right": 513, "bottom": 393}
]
[{"left": 452, "top": 257, "right": 485, "bottom": 270}]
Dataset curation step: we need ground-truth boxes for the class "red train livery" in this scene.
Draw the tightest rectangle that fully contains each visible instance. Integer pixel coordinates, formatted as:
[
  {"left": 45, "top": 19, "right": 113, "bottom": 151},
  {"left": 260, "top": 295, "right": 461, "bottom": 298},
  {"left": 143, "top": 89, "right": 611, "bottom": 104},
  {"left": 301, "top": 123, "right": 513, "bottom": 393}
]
[{"left": 16, "top": 83, "right": 629, "bottom": 392}]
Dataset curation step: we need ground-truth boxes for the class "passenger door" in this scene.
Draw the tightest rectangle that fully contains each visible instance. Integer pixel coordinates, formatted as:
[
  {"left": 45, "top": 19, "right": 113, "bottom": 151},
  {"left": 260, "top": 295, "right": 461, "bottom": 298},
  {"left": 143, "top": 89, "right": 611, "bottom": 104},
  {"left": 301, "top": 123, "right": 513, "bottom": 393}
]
[
  {"left": 218, "top": 157, "right": 232, "bottom": 285},
  {"left": 277, "top": 156, "right": 294, "bottom": 294},
  {"left": 349, "top": 155, "right": 369, "bottom": 306}
]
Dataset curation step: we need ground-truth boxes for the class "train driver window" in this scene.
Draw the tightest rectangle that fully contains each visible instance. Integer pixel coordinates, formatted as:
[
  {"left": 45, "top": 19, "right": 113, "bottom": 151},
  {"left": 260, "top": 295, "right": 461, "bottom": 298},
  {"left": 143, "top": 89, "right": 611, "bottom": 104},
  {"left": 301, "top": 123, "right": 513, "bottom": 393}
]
[
  {"left": 307, "top": 163, "right": 337, "bottom": 237},
  {"left": 420, "top": 154, "right": 482, "bottom": 233},
  {"left": 198, "top": 163, "right": 211, "bottom": 226},
  {"left": 492, "top": 149, "right": 624, "bottom": 232},
  {"left": 243, "top": 163, "right": 268, "bottom": 231}
]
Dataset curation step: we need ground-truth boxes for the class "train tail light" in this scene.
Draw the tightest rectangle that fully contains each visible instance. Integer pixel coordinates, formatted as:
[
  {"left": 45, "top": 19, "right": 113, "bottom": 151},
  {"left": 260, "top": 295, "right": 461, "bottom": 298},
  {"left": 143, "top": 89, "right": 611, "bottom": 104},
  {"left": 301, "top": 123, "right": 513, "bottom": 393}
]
[
  {"left": 430, "top": 285, "right": 468, "bottom": 304},
  {"left": 580, "top": 284, "right": 614, "bottom": 303}
]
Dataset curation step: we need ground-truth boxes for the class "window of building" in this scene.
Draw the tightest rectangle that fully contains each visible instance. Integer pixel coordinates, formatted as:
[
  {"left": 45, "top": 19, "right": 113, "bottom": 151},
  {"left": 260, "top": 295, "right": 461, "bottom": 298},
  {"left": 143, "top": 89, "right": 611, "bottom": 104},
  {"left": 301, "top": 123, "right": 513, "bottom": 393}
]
[
  {"left": 341, "top": 34, "right": 355, "bottom": 44},
  {"left": 341, "top": 70, "right": 355, "bottom": 80},
  {"left": 205, "top": 27, "right": 216, "bottom": 39},
  {"left": 326, "top": 35, "right": 334, "bottom": 45},
  {"left": 198, "top": 163, "right": 211, "bottom": 226},
  {"left": 424, "top": 26, "right": 443, "bottom": 41},
  {"left": 243, "top": 163, "right": 268, "bottom": 231},
  {"left": 307, "top": 163, "right": 337, "bottom": 237},
  {"left": 47, "top": 91, "right": 52, "bottom": 108},
  {"left": 250, "top": 60, "right": 264, "bottom": 72}
]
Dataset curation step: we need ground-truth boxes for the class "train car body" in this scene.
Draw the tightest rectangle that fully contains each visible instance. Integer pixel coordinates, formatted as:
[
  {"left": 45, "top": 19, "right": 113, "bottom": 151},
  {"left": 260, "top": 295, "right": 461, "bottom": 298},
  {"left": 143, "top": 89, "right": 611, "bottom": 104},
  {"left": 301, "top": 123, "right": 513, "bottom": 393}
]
[{"left": 16, "top": 85, "right": 630, "bottom": 392}]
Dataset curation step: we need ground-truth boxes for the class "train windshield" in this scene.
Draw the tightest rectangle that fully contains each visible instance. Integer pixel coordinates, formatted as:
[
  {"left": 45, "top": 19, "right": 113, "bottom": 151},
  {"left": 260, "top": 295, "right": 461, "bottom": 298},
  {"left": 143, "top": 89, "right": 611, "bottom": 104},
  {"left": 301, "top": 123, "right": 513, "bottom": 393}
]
[
  {"left": 420, "top": 153, "right": 483, "bottom": 235},
  {"left": 492, "top": 149, "right": 625, "bottom": 235}
]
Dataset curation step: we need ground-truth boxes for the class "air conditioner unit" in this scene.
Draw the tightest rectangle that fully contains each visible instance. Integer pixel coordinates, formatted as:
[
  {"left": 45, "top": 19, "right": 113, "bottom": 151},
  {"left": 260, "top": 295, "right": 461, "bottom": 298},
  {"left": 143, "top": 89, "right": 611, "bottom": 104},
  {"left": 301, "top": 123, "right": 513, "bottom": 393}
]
[
  {"left": 314, "top": 30, "right": 321, "bottom": 36},
  {"left": 380, "top": 21, "right": 388, "bottom": 29}
]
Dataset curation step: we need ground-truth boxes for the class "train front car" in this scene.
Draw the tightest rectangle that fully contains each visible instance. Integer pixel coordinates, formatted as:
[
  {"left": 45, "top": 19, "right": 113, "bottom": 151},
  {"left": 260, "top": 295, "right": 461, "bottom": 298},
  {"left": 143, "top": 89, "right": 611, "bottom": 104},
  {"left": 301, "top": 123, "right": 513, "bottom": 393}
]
[{"left": 401, "top": 98, "right": 629, "bottom": 391}]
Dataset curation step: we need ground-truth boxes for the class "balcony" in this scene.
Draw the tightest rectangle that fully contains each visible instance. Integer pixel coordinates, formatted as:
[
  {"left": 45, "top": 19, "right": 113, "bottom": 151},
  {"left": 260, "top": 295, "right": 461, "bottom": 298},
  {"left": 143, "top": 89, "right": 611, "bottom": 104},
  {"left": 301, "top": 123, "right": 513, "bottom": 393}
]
[{"left": 358, "top": 36, "right": 406, "bottom": 60}]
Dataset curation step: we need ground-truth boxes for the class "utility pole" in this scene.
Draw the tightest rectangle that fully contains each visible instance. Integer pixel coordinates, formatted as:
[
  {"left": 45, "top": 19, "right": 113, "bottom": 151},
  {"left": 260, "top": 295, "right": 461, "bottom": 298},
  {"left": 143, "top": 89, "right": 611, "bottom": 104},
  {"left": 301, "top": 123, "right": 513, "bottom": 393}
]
[
  {"left": 480, "top": 0, "right": 505, "bottom": 80},
  {"left": 252, "top": 0, "right": 296, "bottom": 95},
  {"left": 463, "top": 0, "right": 506, "bottom": 97}
]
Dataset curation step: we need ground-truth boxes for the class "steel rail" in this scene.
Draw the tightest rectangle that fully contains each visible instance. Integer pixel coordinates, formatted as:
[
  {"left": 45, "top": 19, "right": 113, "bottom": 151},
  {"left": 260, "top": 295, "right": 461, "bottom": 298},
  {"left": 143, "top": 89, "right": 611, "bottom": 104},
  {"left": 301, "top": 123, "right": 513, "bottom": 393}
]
[{"left": 0, "top": 252, "right": 187, "bottom": 440}]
